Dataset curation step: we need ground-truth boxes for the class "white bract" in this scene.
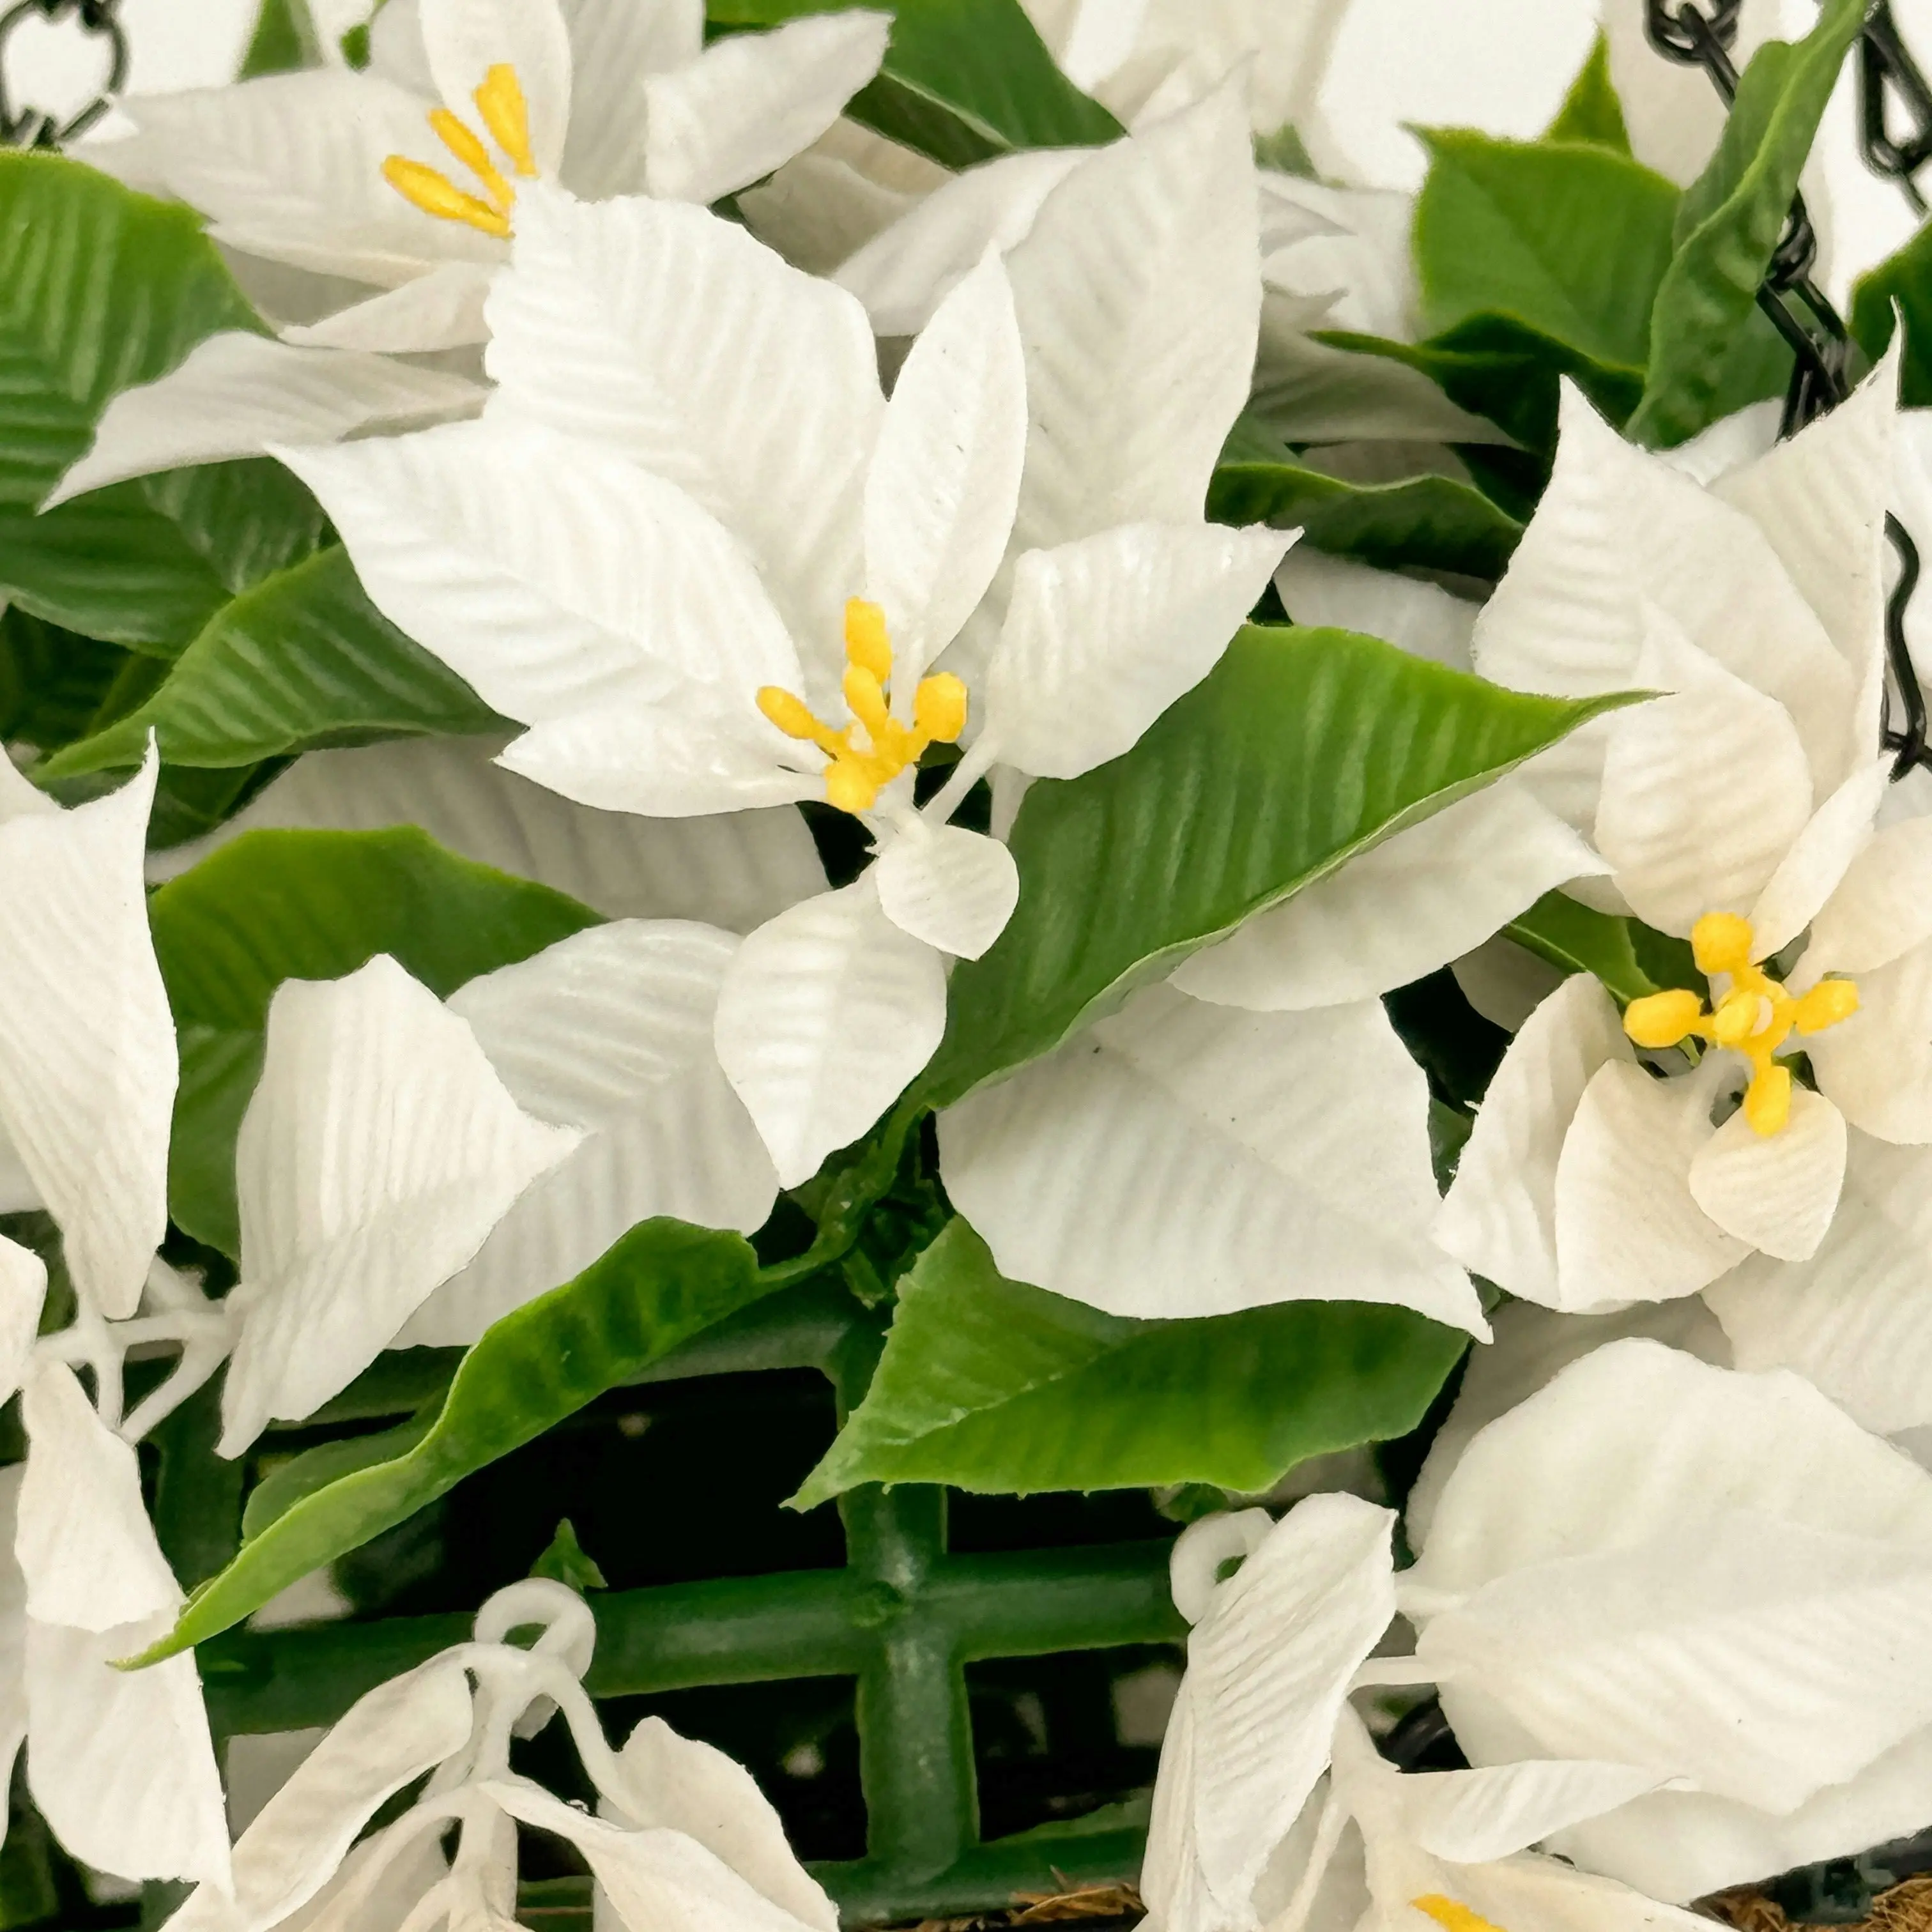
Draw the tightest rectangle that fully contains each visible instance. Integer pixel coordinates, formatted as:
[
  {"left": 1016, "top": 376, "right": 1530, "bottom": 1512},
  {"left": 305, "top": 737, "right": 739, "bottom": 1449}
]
[
  {"left": 280, "top": 86, "right": 1289, "bottom": 1186},
  {"left": 164, "top": 1578, "right": 838, "bottom": 1932}
]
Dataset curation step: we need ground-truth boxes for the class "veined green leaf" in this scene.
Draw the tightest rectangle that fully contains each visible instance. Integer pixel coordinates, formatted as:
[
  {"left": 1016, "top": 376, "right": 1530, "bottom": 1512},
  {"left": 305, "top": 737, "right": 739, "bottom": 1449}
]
[
  {"left": 1545, "top": 34, "right": 1631, "bottom": 151},
  {"left": 1629, "top": 0, "right": 1864, "bottom": 447},
  {"left": 1505, "top": 889, "right": 1659, "bottom": 1007},
  {"left": 128, "top": 1220, "right": 776, "bottom": 1666},
  {"left": 914, "top": 626, "right": 1634, "bottom": 1112},
  {"left": 795, "top": 1221, "right": 1466, "bottom": 1504},
  {"left": 151, "top": 829, "right": 601, "bottom": 1255},
  {"left": 1852, "top": 222, "right": 1932, "bottom": 407},
  {"left": 0, "top": 608, "right": 128, "bottom": 752},
  {"left": 43, "top": 548, "right": 502, "bottom": 778},
  {"left": 705, "top": 0, "right": 1120, "bottom": 168}
]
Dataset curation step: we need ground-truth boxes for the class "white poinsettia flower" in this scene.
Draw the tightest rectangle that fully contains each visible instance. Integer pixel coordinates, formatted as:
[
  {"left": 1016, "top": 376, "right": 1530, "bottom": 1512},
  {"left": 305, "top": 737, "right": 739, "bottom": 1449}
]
[
  {"left": 167, "top": 1578, "right": 836, "bottom": 1932},
  {"left": 1400, "top": 1337, "right": 1932, "bottom": 1904}
]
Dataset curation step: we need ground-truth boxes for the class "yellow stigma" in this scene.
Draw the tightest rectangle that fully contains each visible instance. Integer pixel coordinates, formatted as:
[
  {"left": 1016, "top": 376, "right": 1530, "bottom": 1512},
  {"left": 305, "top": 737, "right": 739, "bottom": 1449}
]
[
  {"left": 754, "top": 598, "right": 969, "bottom": 815},
  {"left": 1412, "top": 1897, "right": 1508, "bottom": 1932},
  {"left": 383, "top": 63, "right": 533, "bottom": 238},
  {"left": 1620, "top": 911, "right": 1860, "bottom": 1138}
]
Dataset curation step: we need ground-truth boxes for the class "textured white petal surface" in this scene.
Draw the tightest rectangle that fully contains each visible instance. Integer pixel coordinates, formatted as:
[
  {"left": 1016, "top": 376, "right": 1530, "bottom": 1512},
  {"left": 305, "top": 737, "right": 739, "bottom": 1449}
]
[
  {"left": 0, "top": 1238, "right": 45, "bottom": 1409},
  {"left": 222, "top": 956, "right": 581, "bottom": 1453},
  {"left": 863, "top": 254, "right": 1027, "bottom": 683},
  {"left": 1174, "top": 781, "right": 1604, "bottom": 1011},
  {"left": 0, "top": 1473, "right": 24, "bottom": 1820},
  {"left": 154, "top": 738, "right": 825, "bottom": 931},
  {"left": 642, "top": 13, "right": 889, "bottom": 207},
  {"left": 1804, "top": 814, "right": 1932, "bottom": 978},
  {"left": 484, "top": 190, "right": 881, "bottom": 654},
  {"left": 17, "top": 1363, "right": 180, "bottom": 1633},
  {"left": 1432, "top": 974, "right": 1632, "bottom": 1309},
  {"left": 985, "top": 522, "right": 1288, "bottom": 778},
  {"left": 418, "top": 0, "right": 572, "bottom": 174},
  {"left": 280, "top": 417, "right": 803, "bottom": 729},
  {"left": 404, "top": 923, "right": 777, "bottom": 1346},
  {"left": 940, "top": 985, "right": 1486, "bottom": 1328},
  {"left": 871, "top": 823, "right": 1020, "bottom": 960},
  {"left": 554, "top": 0, "right": 702, "bottom": 197},
  {"left": 714, "top": 880, "right": 947, "bottom": 1188},
  {"left": 283, "top": 262, "right": 497, "bottom": 353},
  {"left": 0, "top": 754, "right": 174, "bottom": 1320},
  {"left": 1807, "top": 935, "right": 1932, "bottom": 1144},
  {"left": 1746, "top": 757, "right": 1889, "bottom": 960},
  {"left": 1687, "top": 1085, "right": 1846, "bottom": 1261},
  {"left": 1271, "top": 549, "right": 1478, "bottom": 672},
  {"left": 50, "top": 334, "right": 480, "bottom": 504}
]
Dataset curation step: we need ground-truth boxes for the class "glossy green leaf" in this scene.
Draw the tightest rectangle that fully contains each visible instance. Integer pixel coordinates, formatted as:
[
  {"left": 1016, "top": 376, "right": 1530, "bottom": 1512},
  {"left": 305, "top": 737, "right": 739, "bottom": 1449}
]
[
  {"left": 1504, "top": 889, "right": 1659, "bottom": 1006},
  {"left": 151, "top": 829, "right": 601, "bottom": 1255},
  {"left": 1545, "top": 34, "right": 1630, "bottom": 151},
  {"left": 706, "top": 0, "right": 1121, "bottom": 168},
  {"left": 1629, "top": 0, "right": 1864, "bottom": 447},
  {"left": 130, "top": 1220, "right": 776, "bottom": 1665},
  {"left": 1852, "top": 220, "right": 1932, "bottom": 407},
  {"left": 42, "top": 548, "right": 502, "bottom": 778},
  {"left": 914, "top": 626, "right": 1634, "bottom": 1111},
  {"left": 795, "top": 1221, "right": 1466, "bottom": 1504}
]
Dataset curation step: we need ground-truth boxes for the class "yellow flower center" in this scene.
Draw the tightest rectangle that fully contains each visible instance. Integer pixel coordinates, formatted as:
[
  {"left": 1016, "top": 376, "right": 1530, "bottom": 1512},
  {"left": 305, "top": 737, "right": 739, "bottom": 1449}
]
[
  {"left": 1413, "top": 1896, "right": 1507, "bottom": 1932},
  {"left": 1621, "top": 911, "right": 1860, "bottom": 1137},
  {"left": 757, "top": 599, "right": 969, "bottom": 815},
  {"left": 382, "top": 63, "right": 536, "bottom": 241}
]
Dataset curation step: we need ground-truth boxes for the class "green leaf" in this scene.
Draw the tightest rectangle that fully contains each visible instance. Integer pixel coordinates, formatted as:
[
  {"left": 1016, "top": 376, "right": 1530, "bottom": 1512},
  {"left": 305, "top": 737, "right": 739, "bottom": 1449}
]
[
  {"left": 151, "top": 829, "right": 601, "bottom": 1255},
  {"left": 1545, "top": 34, "right": 1631, "bottom": 151},
  {"left": 530, "top": 1520, "right": 608, "bottom": 1592},
  {"left": 241, "top": 0, "right": 325, "bottom": 74},
  {"left": 914, "top": 627, "right": 1634, "bottom": 1112},
  {"left": 705, "top": 0, "right": 1121, "bottom": 168},
  {"left": 1207, "top": 453, "right": 1524, "bottom": 582},
  {"left": 1852, "top": 220, "right": 1932, "bottom": 407},
  {"left": 1504, "top": 889, "right": 1659, "bottom": 1006},
  {"left": 795, "top": 1221, "right": 1466, "bottom": 1503},
  {"left": 1628, "top": 0, "right": 1864, "bottom": 447},
  {"left": 0, "top": 155, "right": 326, "bottom": 647},
  {"left": 242, "top": 1413, "right": 436, "bottom": 1541},
  {"left": 0, "top": 608, "right": 128, "bottom": 752},
  {"left": 42, "top": 548, "right": 502, "bottom": 778},
  {"left": 127, "top": 1220, "right": 776, "bottom": 1665}
]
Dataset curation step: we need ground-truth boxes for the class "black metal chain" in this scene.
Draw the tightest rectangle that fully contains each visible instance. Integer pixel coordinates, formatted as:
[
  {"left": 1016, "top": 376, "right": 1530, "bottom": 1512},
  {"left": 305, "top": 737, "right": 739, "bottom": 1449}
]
[
  {"left": 0, "top": 0, "right": 126, "bottom": 149},
  {"left": 1646, "top": 0, "right": 1932, "bottom": 774}
]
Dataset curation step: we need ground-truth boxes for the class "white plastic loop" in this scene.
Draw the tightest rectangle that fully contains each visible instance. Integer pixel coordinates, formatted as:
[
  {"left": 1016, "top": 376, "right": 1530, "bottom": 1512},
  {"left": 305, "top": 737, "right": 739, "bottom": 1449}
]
[
  {"left": 473, "top": 1577, "right": 597, "bottom": 1681},
  {"left": 1169, "top": 1507, "right": 1274, "bottom": 1626}
]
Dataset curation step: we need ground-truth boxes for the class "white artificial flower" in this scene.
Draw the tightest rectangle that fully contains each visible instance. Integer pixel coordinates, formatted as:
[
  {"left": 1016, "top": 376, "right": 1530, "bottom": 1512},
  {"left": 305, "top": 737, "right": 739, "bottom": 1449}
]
[
  {"left": 282, "top": 86, "right": 1289, "bottom": 1184},
  {"left": 164, "top": 1578, "right": 838, "bottom": 1932},
  {"left": 1399, "top": 1338, "right": 1932, "bottom": 1903}
]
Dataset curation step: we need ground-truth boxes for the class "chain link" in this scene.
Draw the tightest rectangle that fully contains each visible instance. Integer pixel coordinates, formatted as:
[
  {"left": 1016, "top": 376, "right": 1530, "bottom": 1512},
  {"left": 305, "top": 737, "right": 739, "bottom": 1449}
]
[{"left": 0, "top": 0, "right": 126, "bottom": 149}]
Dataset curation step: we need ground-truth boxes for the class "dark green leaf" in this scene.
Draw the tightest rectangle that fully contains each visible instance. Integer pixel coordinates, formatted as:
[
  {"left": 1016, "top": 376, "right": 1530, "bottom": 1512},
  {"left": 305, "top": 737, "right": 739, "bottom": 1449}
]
[
  {"left": 1629, "top": 0, "right": 1864, "bottom": 447},
  {"left": 1853, "top": 219, "right": 1932, "bottom": 406},
  {"left": 530, "top": 1520, "right": 608, "bottom": 1591},
  {"left": 241, "top": 0, "right": 324, "bottom": 75},
  {"left": 43, "top": 548, "right": 502, "bottom": 778},
  {"left": 1545, "top": 33, "right": 1631, "bottom": 151},
  {"left": 795, "top": 1221, "right": 1466, "bottom": 1503},
  {"left": 151, "top": 829, "right": 601, "bottom": 1255},
  {"left": 914, "top": 627, "right": 1634, "bottom": 1112},
  {"left": 1504, "top": 888, "right": 1658, "bottom": 1005},
  {"left": 705, "top": 0, "right": 1121, "bottom": 168},
  {"left": 128, "top": 1220, "right": 776, "bottom": 1664},
  {"left": 0, "top": 608, "right": 128, "bottom": 751}
]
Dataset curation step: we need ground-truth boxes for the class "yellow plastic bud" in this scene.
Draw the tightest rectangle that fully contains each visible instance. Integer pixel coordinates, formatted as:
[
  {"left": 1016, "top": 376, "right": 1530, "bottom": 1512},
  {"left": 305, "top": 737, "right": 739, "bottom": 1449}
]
[
  {"left": 843, "top": 599, "right": 894, "bottom": 682},
  {"left": 1623, "top": 988, "right": 1705, "bottom": 1051},
  {"left": 914, "top": 673, "right": 968, "bottom": 744},
  {"left": 825, "top": 758, "right": 879, "bottom": 815},
  {"left": 380, "top": 157, "right": 511, "bottom": 238},
  {"left": 1411, "top": 1897, "right": 1508, "bottom": 1932},
  {"left": 475, "top": 63, "right": 537, "bottom": 176},
  {"left": 1793, "top": 977, "right": 1860, "bottom": 1034},
  {"left": 1709, "top": 987, "right": 1767, "bottom": 1049},
  {"left": 1743, "top": 1062, "right": 1793, "bottom": 1137},
  {"left": 843, "top": 663, "right": 891, "bottom": 738},
  {"left": 1691, "top": 910, "right": 1755, "bottom": 977},
  {"left": 758, "top": 686, "right": 824, "bottom": 742}
]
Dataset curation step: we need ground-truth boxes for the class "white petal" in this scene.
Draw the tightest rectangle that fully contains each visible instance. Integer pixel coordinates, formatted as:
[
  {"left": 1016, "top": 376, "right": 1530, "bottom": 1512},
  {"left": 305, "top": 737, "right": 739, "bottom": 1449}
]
[
  {"left": 1004, "top": 81, "right": 1260, "bottom": 555},
  {"left": 1593, "top": 608, "right": 1815, "bottom": 937},
  {"left": 0, "top": 1475, "right": 24, "bottom": 1808},
  {"left": 50, "top": 334, "right": 480, "bottom": 504},
  {"left": 153, "top": 739, "right": 824, "bottom": 931},
  {"left": 940, "top": 985, "right": 1487, "bottom": 1330},
  {"left": 1422, "top": 1841, "right": 1738, "bottom": 1932},
  {"left": 836, "top": 148, "right": 1087, "bottom": 337},
  {"left": 871, "top": 823, "right": 1019, "bottom": 960},
  {"left": 279, "top": 416, "right": 803, "bottom": 726},
  {"left": 1432, "top": 975, "right": 1632, "bottom": 1310},
  {"left": 1706, "top": 1133, "right": 1932, "bottom": 1434},
  {"left": 713, "top": 880, "right": 947, "bottom": 1188},
  {"left": 17, "top": 1363, "right": 180, "bottom": 1632},
  {"left": 606, "top": 1717, "right": 837, "bottom": 1931},
  {"left": 26, "top": 1615, "right": 229, "bottom": 1888},
  {"left": 1687, "top": 1085, "right": 1846, "bottom": 1261},
  {"left": 739, "top": 151, "right": 920, "bottom": 278},
  {"left": 0, "top": 1238, "right": 46, "bottom": 1408},
  {"left": 284, "top": 263, "right": 497, "bottom": 353},
  {"left": 1174, "top": 781, "right": 1605, "bottom": 1011},
  {"left": 418, "top": 0, "right": 572, "bottom": 175},
  {"left": 169, "top": 1659, "right": 475, "bottom": 1932},
  {"left": 1552, "top": 1061, "right": 1747, "bottom": 1310},
  {"left": 222, "top": 955, "right": 582, "bottom": 1453},
  {"left": 642, "top": 13, "right": 890, "bottom": 207},
  {"left": 863, "top": 253, "right": 1027, "bottom": 682},
  {"left": 0, "top": 753, "right": 174, "bottom": 1319},
  {"left": 985, "top": 521, "right": 1290, "bottom": 778},
  {"left": 1802, "top": 813, "right": 1932, "bottom": 979},
  {"left": 1271, "top": 550, "right": 1478, "bottom": 673},
  {"left": 484, "top": 190, "right": 881, "bottom": 652},
  {"left": 1746, "top": 756, "right": 1889, "bottom": 960},
  {"left": 554, "top": 0, "right": 702, "bottom": 199},
  {"left": 1807, "top": 934, "right": 1932, "bottom": 1143},
  {"left": 404, "top": 923, "right": 778, "bottom": 1346},
  {"left": 1392, "top": 1757, "right": 1671, "bottom": 1866}
]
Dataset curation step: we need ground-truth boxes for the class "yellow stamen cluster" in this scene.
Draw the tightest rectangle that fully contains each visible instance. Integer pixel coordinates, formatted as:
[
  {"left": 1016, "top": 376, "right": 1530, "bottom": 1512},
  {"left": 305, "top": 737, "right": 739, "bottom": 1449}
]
[
  {"left": 1413, "top": 1896, "right": 1508, "bottom": 1932},
  {"left": 1621, "top": 911, "right": 1860, "bottom": 1137},
  {"left": 758, "top": 600, "right": 968, "bottom": 814},
  {"left": 383, "top": 63, "right": 537, "bottom": 240}
]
